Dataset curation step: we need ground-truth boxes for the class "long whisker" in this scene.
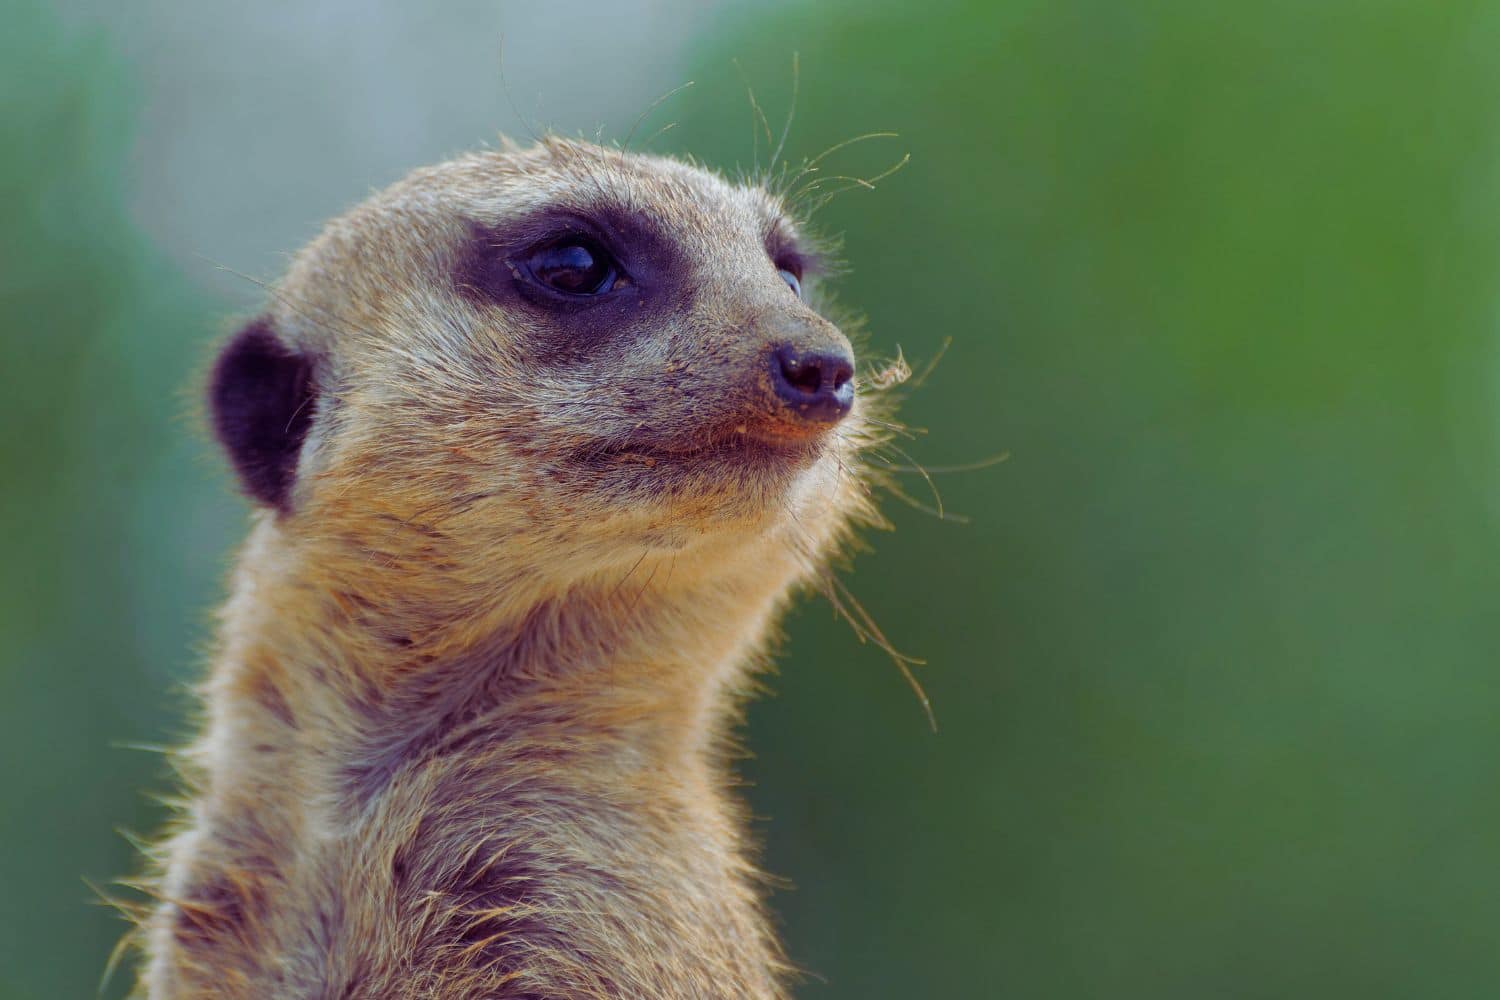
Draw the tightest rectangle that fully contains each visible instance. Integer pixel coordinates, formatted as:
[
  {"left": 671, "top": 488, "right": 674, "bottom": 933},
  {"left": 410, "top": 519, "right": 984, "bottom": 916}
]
[
  {"left": 768, "top": 52, "right": 799, "bottom": 174},
  {"left": 911, "top": 336, "right": 952, "bottom": 389},
  {"left": 874, "top": 442, "right": 943, "bottom": 519},
  {"left": 192, "top": 255, "right": 375, "bottom": 346},
  {"left": 496, "top": 37, "right": 541, "bottom": 144},
  {"left": 732, "top": 60, "right": 776, "bottom": 178},
  {"left": 109, "top": 740, "right": 173, "bottom": 755},
  {"left": 881, "top": 480, "right": 971, "bottom": 524},
  {"left": 877, "top": 452, "right": 1011, "bottom": 475},
  {"left": 861, "top": 416, "right": 923, "bottom": 441},
  {"left": 621, "top": 80, "right": 695, "bottom": 152},
  {"left": 794, "top": 173, "right": 877, "bottom": 196},
  {"left": 798, "top": 154, "right": 911, "bottom": 214},
  {"left": 782, "top": 131, "right": 899, "bottom": 193},
  {"left": 636, "top": 120, "right": 680, "bottom": 150},
  {"left": 817, "top": 571, "right": 936, "bottom": 731}
]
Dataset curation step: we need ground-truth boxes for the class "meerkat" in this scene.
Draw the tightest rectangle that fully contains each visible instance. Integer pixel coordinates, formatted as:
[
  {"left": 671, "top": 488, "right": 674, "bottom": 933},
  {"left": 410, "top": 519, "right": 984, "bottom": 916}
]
[{"left": 133, "top": 135, "right": 906, "bottom": 998}]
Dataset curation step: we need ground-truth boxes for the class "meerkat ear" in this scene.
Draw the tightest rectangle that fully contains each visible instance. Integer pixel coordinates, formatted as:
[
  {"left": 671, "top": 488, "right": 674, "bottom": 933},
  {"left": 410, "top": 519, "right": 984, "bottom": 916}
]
[{"left": 208, "top": 318, "right": 318, "bottom": 513}]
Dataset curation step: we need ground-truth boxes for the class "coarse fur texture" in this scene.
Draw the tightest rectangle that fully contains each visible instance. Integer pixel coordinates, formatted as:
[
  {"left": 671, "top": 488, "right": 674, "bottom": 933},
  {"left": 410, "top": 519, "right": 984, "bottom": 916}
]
[{"left": 127, "top": 136, "right": 906, "bottom": 998}]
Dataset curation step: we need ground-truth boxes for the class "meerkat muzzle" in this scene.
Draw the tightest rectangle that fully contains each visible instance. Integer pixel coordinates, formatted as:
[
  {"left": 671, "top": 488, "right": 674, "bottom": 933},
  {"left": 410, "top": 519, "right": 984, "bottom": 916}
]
[{"left": 768, "top": 343, "right": 855, "bottom": 425}]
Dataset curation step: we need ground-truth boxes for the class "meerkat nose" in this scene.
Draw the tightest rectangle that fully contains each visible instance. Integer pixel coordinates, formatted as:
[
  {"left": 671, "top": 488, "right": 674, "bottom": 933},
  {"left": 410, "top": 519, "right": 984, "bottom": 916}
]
[{"left": 769, "top": 344, "right": 855, "bottom": 424}]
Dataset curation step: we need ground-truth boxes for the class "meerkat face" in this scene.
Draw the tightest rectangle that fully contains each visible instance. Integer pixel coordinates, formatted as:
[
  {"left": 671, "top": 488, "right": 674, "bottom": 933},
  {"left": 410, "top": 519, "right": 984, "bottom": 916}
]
[{"left": 210, "top": 138, "right": 878, "bottom": 589}]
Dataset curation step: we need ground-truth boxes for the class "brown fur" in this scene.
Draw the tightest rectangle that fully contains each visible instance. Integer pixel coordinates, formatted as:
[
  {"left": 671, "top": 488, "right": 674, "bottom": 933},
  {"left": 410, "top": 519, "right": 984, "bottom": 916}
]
[{"left": 133, "top": 137, "right": 900, "bottom": 998}]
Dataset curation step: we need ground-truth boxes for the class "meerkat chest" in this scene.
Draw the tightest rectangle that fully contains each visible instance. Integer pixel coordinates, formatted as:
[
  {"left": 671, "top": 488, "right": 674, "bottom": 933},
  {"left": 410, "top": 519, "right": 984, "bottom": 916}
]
[{"left": 288, "top": 749, "right": 788, "bottom": 999}]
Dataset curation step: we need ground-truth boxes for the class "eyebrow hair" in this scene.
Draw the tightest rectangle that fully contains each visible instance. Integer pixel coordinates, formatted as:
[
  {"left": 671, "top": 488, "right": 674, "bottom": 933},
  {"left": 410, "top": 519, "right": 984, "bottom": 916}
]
[
  {"left": 480, "top": 198, "right": 683, "bottom": 263},
  {"left": 765, "top": 219, "right": 831, "bottom": 278}
]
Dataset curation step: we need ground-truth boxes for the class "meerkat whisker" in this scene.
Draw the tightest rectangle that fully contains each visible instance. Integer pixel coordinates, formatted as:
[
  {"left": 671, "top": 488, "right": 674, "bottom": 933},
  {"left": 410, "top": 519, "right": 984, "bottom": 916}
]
[
  {"left": 876, "top": 452, "right": 1012, "bottom": 475},
  {"left": 621, "top": 79, "right": 695, "bottom": 153},
  {"left": 882, "top": 481, "right": 973, "bottom": 524},
  {"left": 872, "top": 441, "right": 945, "bottom": 520},
  {"left": 768, "top": 52, "right": 800, "bottom": 176},
  {"left": 732, "top": 59, "right": 777, "bottom": 179},
  {"left": 778, "top": 130, "right": 899, "bottom": 197}
]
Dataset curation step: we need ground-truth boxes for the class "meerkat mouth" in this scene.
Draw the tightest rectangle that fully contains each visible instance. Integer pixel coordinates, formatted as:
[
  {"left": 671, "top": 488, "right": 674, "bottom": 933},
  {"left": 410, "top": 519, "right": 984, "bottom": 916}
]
[{"left": 583, "top": 426, "right": 824, "bottom": 471}]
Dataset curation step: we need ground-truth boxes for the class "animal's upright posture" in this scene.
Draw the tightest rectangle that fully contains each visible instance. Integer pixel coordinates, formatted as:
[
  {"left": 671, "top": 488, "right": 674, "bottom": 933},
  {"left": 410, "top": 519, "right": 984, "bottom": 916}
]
[{"left": 139, "top": 136, "right": 901, "bottom": 998}]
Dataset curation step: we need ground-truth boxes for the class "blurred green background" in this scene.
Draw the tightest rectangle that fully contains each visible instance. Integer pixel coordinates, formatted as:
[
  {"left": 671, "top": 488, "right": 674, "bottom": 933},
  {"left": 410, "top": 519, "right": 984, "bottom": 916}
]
[{"left": 4, "top": 1, "right": 1500, "bottom": 997}]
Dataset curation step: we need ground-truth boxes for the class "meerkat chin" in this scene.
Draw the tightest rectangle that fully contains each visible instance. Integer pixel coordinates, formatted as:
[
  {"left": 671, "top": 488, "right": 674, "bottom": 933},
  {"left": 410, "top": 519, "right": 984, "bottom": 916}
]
[{"left": 136, "top": 136, "right": 897, "bottom": 999}]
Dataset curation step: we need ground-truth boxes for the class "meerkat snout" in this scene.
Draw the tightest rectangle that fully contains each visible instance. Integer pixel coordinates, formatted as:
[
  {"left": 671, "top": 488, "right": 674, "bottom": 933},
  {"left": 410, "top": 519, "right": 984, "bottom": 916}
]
[{"left": 768, "top": 342, "right": 855, "bottom": 424}]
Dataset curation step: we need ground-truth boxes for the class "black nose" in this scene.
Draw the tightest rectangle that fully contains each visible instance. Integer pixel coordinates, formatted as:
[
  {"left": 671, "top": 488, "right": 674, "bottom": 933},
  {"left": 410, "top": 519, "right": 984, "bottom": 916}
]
[{"left": 770, "top": 344, "right": 855, "bottom": 424}]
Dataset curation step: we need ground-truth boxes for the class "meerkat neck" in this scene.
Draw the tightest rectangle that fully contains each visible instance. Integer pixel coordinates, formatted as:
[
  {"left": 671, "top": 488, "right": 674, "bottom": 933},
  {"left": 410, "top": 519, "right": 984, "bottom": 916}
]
[
  {"left": 214, "top": 521, "right": 793, "bottom": 784},
  {"left": 159, "top": 519, "right": 798, "bottom": 995}
]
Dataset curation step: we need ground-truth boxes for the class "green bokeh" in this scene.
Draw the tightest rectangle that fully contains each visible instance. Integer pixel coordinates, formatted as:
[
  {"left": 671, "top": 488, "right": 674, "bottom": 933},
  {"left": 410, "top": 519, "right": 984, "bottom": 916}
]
[
  {"left": 685, "top": 2, "right": 1500, "bottom": 996},
  {"left": 4, "top": 2, "right": 1500, "bottom": 998},
  {"left": 2, "top": 8, "right": 226, "bottom": 1000}
]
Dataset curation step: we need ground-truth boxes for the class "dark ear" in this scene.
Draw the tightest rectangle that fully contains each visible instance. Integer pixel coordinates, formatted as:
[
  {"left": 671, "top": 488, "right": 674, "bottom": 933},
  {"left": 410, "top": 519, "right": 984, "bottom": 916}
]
[{"left": 208, "top": 318, "right": 318, "bottom": 513}]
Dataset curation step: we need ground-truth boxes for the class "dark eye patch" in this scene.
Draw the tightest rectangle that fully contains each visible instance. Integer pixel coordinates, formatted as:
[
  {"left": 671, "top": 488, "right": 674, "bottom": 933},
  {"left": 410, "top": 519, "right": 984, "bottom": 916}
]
[
  {"left": 455, "top": 204, "right": 681, "bottom": 311},
  {"left": 453, "top": 205, "right": 688, "bottom": 362}
]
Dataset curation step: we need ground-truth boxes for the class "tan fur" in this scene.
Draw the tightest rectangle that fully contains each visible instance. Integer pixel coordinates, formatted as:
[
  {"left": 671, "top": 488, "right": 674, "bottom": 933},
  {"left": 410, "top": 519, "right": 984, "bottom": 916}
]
[{"left": 134, "top": 137, "right": 898, "bottom": 998}]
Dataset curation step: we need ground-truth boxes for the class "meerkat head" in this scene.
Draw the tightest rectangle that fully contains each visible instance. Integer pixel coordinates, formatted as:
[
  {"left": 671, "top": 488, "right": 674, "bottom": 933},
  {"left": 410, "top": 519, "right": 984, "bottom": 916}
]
[{"left": 208, "top": 137, "right": 889, "bottom": 615}]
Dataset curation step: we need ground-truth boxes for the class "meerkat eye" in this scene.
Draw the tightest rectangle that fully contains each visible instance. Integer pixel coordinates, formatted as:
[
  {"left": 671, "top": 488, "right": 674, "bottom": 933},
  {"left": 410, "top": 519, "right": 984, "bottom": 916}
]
[
  {"left": 776, "top": 264, "right": 802, "bottom": 299},
  {"left": 526, "top": 238, "right": 619, "bottom": 296}
]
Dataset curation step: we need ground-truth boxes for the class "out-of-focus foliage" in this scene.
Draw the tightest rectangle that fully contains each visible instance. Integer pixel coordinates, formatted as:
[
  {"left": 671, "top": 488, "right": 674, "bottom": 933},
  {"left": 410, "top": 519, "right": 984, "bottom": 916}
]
[
  {"left": 3, "top": 2, "right": 1498, "bottom": 998},
  {"left": 0, "top": 7, "right": 235, "bottom": 1000},
  {"left": 677, "top": 2, "right": 1500, "bottom": 997}
]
